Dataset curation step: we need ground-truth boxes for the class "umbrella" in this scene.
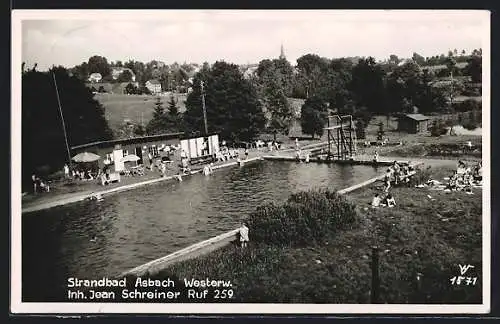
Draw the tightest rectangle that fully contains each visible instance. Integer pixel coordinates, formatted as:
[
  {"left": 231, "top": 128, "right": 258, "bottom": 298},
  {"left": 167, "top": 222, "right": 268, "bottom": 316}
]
[
  {"left": 72, "top": 152, "right": 101, "bottom": 163},
  {"left": 121, "top": 154, "right": 140, "bottom": 163}
]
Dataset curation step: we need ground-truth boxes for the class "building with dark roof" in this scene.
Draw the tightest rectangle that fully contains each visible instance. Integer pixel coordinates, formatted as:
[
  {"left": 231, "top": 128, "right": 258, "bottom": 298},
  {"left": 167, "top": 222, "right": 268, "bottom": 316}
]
[{"left": 397, "top": 114, "right": 431, "bottom": 133}]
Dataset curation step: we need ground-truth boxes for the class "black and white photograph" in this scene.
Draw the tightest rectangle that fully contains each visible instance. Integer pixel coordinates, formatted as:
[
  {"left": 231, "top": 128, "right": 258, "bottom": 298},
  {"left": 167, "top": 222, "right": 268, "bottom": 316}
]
[{"left": 11, "top": 9, "right": 490, "bottom": 314}]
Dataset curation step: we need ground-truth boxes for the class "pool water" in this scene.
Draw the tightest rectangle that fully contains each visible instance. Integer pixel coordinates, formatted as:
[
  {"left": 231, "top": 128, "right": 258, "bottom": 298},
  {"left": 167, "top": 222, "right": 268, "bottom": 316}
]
[{"left": 22, "top": 160, "right": 381, "bottom": 301}]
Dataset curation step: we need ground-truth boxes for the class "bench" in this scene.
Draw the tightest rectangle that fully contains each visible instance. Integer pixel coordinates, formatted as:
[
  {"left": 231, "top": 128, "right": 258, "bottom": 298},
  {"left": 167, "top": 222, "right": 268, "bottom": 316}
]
[{"left": 309, "top": 147, "right": 327, "bottom": 156}]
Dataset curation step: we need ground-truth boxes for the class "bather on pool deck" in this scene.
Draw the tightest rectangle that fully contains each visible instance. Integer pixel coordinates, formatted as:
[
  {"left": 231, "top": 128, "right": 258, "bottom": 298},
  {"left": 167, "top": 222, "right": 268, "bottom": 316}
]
[{"left": 383, "top": 176, "right": 391, "bottom": 192}]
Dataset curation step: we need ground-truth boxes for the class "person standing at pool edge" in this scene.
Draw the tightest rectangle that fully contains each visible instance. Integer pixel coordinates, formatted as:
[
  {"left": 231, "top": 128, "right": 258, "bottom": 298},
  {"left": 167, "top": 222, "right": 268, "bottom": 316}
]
[
  {"left": 239, "top": 223, "right": 249, "bottom": 248},
  {"left": 63, "top": 164, "right": 70, "bottom": 179},
  {"left": 148, "top": 152, "right": 153, "bottom": 170}
]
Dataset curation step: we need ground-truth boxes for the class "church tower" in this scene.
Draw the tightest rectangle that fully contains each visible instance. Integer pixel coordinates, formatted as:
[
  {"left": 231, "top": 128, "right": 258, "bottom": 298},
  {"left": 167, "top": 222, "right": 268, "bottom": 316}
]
[{"left": 279, "top": 43, "right": 286, "bottom": 60}]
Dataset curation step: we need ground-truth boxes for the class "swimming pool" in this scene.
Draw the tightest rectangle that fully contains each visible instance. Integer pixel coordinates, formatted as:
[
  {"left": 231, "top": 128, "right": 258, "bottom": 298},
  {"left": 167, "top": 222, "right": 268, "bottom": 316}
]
[{"left": 22, "top": 160, "right": 381, "bottom": 301}]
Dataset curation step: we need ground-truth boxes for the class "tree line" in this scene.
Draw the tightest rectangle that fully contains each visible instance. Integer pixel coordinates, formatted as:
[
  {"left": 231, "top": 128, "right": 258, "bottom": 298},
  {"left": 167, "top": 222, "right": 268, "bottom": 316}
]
[{"left": 22, "top": 49, "right": 482, "bottom": 187}]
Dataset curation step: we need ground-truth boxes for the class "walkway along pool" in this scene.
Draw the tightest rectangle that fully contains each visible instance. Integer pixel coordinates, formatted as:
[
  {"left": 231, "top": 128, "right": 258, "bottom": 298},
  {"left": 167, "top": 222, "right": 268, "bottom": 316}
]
[{"left": 22, "top": 160, "right": 381, "bottom": 301}]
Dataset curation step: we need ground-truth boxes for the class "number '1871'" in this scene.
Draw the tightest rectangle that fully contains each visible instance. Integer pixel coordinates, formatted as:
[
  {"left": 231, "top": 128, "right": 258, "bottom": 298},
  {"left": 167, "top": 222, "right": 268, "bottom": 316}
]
[{"left": 450, "top": 276, "right": 478, "bottom": 285}]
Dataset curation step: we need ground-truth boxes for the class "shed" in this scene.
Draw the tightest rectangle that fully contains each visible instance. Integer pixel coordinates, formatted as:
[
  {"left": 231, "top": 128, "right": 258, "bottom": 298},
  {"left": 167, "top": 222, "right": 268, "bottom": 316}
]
[{"left": 397, "top": 114, "right": 431, "bottom": 134}]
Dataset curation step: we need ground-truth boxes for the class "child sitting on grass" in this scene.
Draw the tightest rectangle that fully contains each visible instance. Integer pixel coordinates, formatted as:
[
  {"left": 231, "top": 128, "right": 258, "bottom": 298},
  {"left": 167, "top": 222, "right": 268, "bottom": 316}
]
[
  {"left": 371, "top": 193, "right": 381, "bottom": 208},
  {"left": 385, "top": 194, "right": 396, "bottom": 208}
]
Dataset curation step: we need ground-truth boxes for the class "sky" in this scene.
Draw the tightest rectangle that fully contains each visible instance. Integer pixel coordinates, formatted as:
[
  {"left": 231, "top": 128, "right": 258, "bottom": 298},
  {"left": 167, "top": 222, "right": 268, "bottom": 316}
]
[{"left": 17, "top": 10, "right": 489, "bottom": 71}]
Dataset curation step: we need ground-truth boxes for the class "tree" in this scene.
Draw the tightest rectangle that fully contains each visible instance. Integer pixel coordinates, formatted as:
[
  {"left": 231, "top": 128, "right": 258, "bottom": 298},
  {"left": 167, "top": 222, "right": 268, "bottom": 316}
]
[
  {"left": 256, "top": 59, "right": 295, "bottom": 141},
  {"left": 87, "top": 55, "right": 111, "bottom": 79},
  {"left": 386, "top": 61, "right": 446, "bottom": 115},
  {"left": 377, "top": 122, "right": 385, "bottom": 141},
  {"left": 430, "top": 119, "right": 448, "bottom": 137},
  {"left": 146, "top": 97, "right": 167, "bottom": 135},
  {"left": 71, "top": 62, "right": 89, "bottom": 81},
  {"left": 296, "top": 54, "right": 330, "bottom": 99},
  {"left": 266, "top": 86, "right": 293, "bottom": 141},
  {"left": 465, "top": 55, "right": 482, "bottom": 83},
  {"left": 412, "top": 52, "right": 426, "bottom": 66},
  {"left": 164, "top": 95, "right": 182, "bottom": 132},
  {"left": 349, "top": 57, "right": 386, "bottom": 115},
  {"left": 22, "top": 67, "right": 113, "bottom": 189},
  {"left": 133, "top": 124, "right": 145, "bottom": 136},
  {"left": 117, "top": 69, "right": 133, "bottom": 83},
  {"left": 300, "top": 96, "right": 328, "bottom": 139},
  {"left": 124, "top": 60, "right": 146, "bottom": 84},
  {"left": 125, "top": 83, "right": 138, "bottom": 94},
  {"left": 445, "top": 57, "right": 457, "bottom": 74},
  {"left": 388, "top": 54, "right": 401, "bottom": 65},
  {"left": 184, "top": 61, "right": 266, "bottom": 141},
  {"left": 355, "top": 119, "right": 367, "bottom": 139}
]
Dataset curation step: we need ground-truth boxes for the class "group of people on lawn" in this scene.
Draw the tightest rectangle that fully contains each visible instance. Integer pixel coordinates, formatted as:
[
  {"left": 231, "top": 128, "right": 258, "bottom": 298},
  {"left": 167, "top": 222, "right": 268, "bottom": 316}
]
[
  {"left": 371, "top": 161, "right": 415, "bottom": 208},
  {"left": 423, "top": 160, "right": 482, "bottom": 193},
  {"left": 445, "top": 160, "right": 482, "bottom": 192}
]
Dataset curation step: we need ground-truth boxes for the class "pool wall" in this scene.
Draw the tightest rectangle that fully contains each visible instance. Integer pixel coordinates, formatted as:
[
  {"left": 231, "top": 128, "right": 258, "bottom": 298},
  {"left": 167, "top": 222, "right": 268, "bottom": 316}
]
[{"left": 22, "top": 156, "right": 265, "bottom": 214}]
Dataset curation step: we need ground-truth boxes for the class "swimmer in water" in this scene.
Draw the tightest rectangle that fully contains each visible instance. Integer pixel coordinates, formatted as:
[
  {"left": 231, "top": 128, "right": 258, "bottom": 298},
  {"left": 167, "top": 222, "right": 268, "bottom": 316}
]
[{"left": 90, "top": 236, "right": 97, "bottom": 242}]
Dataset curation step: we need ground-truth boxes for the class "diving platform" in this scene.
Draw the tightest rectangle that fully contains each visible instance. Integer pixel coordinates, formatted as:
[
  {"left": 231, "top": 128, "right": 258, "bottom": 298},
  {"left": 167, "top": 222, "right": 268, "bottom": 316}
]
[{"left": 325, "top": 115, "right": 358, "bottom": 160}]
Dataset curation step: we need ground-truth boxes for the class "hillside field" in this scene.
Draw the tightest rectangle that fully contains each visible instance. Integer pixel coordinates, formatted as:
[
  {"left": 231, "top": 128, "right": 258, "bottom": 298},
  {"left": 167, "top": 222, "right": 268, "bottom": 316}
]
[
  {"left": 95, "top": 93, "right": 188, "bottom": 131},
  {"left": 96, "top": 93, "right": 305, "bottom": 135}
]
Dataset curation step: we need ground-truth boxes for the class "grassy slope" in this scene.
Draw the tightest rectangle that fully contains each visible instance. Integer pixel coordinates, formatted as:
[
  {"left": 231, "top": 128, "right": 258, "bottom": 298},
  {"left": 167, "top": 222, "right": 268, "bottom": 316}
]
[
  {"left": 151, "top": 165, "right": 482, "bottom": 303},
  {"left": 95, "top": 93, "right": 188, "bottom": 132},
  {"left": 97, "top": 93, "right": 306, "bottom": 139}
]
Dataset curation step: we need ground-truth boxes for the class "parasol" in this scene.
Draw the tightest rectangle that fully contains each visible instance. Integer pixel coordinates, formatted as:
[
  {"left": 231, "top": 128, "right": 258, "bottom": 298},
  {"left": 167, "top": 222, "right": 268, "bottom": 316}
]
[
  {"left": 121, "top": 154, "right": 141, "bottom": 163},
  {"left": 72, "top": 152, "right": 101, "bottom": 163}
]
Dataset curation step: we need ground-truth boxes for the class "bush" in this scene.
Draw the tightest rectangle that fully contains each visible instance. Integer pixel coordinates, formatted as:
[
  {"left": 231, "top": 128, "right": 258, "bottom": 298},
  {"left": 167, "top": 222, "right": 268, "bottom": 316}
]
[
  {"left": 453, "top": 99, "right": 481, "bottom": 112},
  {"left": 429, "top": 120, "right": 448, "bottom": 137},
  {"left": 376, "top": 122, "right": 385, "bottom": 140},
  {"left": 461, "top": 110, "right": 481, "bottom": 130},
  {"left": 247, "top": 189, "right": 358, "bottom": 247},
  {"left": 355, "top": 119, "right": 366, "bottom": 139}
]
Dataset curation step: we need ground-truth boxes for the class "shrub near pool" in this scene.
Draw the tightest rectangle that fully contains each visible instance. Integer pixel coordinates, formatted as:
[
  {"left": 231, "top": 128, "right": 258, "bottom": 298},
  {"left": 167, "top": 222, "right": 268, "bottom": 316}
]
[{"left": 247, "top": 189, "right": 358, "bottom": 247}]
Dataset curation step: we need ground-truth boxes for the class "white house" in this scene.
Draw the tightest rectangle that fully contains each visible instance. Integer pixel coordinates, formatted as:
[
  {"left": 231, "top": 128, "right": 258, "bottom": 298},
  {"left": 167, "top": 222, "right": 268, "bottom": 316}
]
[
  {"left": 146, "top": 79, "right": 162, "bottom": 94},
  {"left": 88, "top": 73, "right": 102, "bottom": 83}
]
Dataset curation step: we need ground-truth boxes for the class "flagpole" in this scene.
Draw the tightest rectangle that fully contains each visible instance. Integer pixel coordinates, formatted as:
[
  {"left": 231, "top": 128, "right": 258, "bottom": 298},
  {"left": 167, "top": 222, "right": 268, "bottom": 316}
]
[
  {"left": 52, "top": 72, "right": 73, "bottom": 170},
  {"left": 200, "top": 81, "right": 208, "bottom": 135}
]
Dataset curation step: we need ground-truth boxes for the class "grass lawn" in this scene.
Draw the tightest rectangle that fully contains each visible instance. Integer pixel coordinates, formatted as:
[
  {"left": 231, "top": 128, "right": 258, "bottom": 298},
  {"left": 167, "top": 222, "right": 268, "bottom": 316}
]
[
  {"left": 95, "top": 93, "right": 188, "bottom": 132},
  {"left": 141, "top": 164, "right": 482, "bottom": 304}
]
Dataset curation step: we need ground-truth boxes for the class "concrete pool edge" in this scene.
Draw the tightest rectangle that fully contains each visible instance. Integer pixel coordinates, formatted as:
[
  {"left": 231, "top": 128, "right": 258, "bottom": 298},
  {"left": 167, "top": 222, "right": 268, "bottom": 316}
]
[
  {"left": 20, "top": 142, "right": 331, "bottom": 214},
  {"left": 21, "top": 156, "right": 264, "bottom": 214},
  {"left": 21, "top": 152, "right": 417, "bottom": 214}
]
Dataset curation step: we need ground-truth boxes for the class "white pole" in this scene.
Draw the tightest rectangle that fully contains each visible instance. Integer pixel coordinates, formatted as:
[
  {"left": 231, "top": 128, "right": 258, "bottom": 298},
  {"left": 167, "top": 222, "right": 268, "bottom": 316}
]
[{"left": 53, "top": 72, "right": 73, "bottom": 170}]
